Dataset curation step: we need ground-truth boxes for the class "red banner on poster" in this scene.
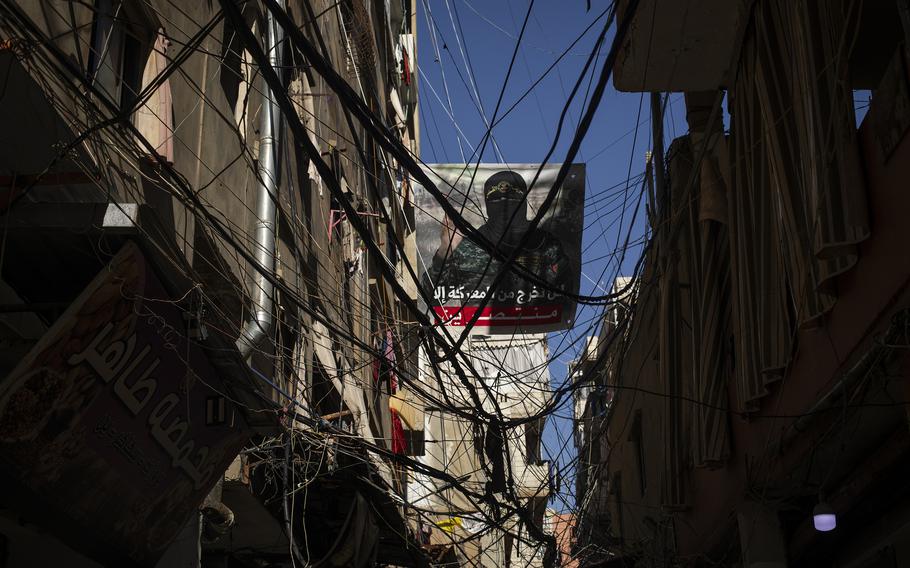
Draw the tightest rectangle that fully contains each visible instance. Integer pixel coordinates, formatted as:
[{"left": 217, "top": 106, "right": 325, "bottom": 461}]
[{"left": 432, "top": 304, "right": 563, "bottom": 327}]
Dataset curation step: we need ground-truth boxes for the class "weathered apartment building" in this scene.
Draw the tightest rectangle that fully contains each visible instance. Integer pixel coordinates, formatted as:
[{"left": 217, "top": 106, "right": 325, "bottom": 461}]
[
  {"left": 410, "top": 333, "right": 553, "bottom": 567},
  {"left": 0, "top": 0, "right": 426, "bottom": 566},
  {"left": 572, "top": 278, "right": 628, "bottom": 566},
  {"left": 545, "top": 510, "right": 578, "bottom": 568},
  {"left": 575, "top": 0, "right": 910, "bottom": 566}
]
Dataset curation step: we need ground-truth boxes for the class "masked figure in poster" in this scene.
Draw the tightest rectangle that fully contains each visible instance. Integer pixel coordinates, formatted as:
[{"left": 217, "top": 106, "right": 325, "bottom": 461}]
[{"left": 425, "top": 170, "right": 574, "bottom": 307}]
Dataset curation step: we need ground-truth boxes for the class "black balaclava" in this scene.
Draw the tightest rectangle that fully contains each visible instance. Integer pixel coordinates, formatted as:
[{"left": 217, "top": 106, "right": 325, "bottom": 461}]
[{"left": 481, "top": 170, "right": 529, "bottom": 249}]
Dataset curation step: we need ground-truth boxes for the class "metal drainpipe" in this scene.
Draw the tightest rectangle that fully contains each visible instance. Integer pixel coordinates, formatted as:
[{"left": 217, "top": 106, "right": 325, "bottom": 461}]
[{"left": 237, "top": 3, "right": 283, "bottom": 358}]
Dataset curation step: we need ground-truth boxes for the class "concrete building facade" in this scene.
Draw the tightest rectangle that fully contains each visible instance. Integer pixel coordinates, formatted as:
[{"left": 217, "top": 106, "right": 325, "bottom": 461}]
[
  {"left": 574, "top": 1, "right": 910, "bottom": 566},
  {"left": 0, "top": 0, "right": 425, "bottom": 566},
  {"left": 410, "top": 334, "right": 552, "bottom": 567}
]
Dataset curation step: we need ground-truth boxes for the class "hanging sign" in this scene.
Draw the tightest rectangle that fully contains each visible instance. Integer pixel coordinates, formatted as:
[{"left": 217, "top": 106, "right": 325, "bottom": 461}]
[
  {"left": 0, "top": 242, "right": 249, "bottom": 566},
  {"left": 414, "top": 164, "right": 585, "bottom": 334}
]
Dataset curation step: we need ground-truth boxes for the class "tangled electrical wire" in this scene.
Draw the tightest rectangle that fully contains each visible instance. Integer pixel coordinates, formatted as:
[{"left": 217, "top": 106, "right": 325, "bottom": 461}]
[{"left": 0, "top": 0, "right": 654, "bottom": 566}]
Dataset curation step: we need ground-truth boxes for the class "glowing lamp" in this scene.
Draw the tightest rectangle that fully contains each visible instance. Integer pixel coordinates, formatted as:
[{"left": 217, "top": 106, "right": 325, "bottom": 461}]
[{"left": 813, "top": 502, "right": 836, "bottom": 532}]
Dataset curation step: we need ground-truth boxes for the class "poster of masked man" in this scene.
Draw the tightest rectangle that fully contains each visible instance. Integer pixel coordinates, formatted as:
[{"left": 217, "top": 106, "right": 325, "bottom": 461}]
[{"left": 414, "top": 164, "right": 585, "bottom": 334}]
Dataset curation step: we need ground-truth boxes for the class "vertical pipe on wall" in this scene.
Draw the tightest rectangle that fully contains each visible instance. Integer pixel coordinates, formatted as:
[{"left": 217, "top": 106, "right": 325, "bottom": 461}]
[{"left": 237, "top": 2, "right": 284, "bottom": 357}]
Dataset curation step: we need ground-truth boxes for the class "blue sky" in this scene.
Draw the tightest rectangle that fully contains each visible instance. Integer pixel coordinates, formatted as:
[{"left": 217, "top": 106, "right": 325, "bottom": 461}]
[{"left": 415, "top": 0, "right": 688, "bottom": 511}]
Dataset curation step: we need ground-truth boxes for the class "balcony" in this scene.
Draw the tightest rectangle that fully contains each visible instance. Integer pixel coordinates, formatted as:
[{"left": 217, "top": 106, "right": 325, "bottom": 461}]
[
  {"left": 514, "top": 462, "right": 551, "bottom": 500},
  {"left": 613, "top": 0, "right": 749, "bottom": 92}
]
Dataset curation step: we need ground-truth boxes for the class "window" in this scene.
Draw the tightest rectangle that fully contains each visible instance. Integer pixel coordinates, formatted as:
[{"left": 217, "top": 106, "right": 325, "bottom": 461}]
[
  {"left": 220, "top": 17, "right": 257, "bottom": 142},
  {"left": 611, "top": 472, "right": 623, "bottom": 540},
  {"left": 630, "top": 409, "right": 646, "bottom": 497},
  {"left": 135, "top": 30, "right": 174, "bottom": 162},
  {"left": 88, "top": 0, "right": 155, "bottom": 110},
  {"left": 88, "top": 0, "right": 124, "bottom": 100},
  {"left": 524, "top": 419, "right": 543, "bottom": 465},
  {"left": 592, "top": 385, "right": 610, "bottom": 416}
]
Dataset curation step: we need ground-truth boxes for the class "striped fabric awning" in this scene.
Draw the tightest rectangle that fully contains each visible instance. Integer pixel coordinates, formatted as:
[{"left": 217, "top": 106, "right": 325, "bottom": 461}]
[
  {"left": 726, "top": 0, "right": 870, "bottom": 412},
  {"left": 683, "top": 92, "right": 734, "bottom": 468},
  {"left": 659, "top": 138, "right": 696, "bottom": 509}
]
